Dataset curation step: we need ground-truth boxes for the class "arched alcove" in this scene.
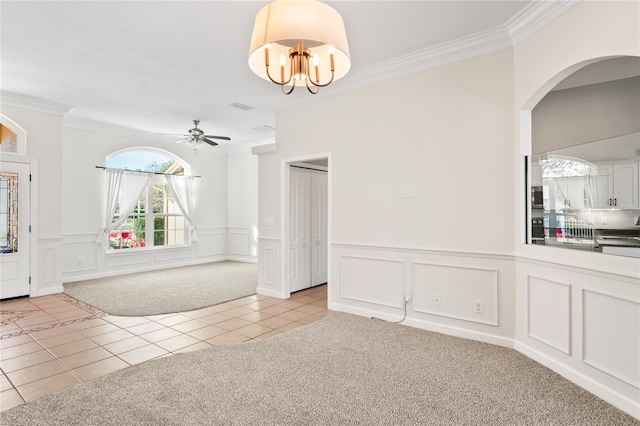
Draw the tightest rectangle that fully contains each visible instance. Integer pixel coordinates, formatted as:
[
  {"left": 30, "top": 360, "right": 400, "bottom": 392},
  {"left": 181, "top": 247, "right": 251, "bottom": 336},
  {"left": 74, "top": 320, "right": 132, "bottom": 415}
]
[{"left": 521, "top": 56, "right": 640, "bottom": 255}]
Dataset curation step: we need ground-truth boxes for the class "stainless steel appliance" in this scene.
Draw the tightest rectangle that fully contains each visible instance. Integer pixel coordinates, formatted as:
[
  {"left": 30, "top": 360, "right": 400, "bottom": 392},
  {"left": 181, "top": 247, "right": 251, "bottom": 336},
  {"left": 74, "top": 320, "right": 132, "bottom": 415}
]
[
  {"left": 531, "top": 218, "right": 545, "bottom": 244},
  {"left": 531, "top": 186, "right": 543, "bottom": 209}
]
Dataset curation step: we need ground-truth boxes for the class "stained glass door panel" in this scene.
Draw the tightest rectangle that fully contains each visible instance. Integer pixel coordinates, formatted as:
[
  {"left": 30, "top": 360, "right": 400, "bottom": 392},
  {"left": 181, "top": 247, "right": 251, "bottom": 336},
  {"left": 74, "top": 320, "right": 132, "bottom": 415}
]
[{"left": 0, "top": 162, "right": 30, "bottom": 299}]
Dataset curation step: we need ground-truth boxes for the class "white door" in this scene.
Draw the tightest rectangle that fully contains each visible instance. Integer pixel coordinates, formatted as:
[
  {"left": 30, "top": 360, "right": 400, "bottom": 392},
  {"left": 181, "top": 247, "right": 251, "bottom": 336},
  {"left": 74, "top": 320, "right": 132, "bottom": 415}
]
[
  {"left": 0, "top": 161, "right": 31, "bottom": 299},
  {"left": 311, "top": 170, "right": 328, "bottom": 286},
  {"left": 289, "top": 167, "right": 311, "bottom": 292}
]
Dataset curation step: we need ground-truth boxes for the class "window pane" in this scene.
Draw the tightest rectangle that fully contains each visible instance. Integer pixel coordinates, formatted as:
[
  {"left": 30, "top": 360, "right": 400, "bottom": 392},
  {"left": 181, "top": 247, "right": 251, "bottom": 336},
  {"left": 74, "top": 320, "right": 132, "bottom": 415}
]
[
  {"left": 167, "top": 215, "right": 185, "bottom": 245},
  {"left": 0, "top": 125, "right": 18, "bottom": 153},
  {"left": 110, "top": 216, "right": 146, "bottom": 249},
  {"left": 0, "top": 172, "right": 18, "bottom": 253},
  {"left": 152, "top": 183, "right": 166, "bottom": 214},
  {"left": 154, "top": 216, "right": 166, "bottom": 246}
]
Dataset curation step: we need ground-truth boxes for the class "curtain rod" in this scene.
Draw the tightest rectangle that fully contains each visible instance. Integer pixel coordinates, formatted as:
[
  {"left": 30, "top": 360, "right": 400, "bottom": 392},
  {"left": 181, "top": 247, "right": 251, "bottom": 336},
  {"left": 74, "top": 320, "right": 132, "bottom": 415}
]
[{"left": 95, "top": 166, "right": 201, "bottom": 178}]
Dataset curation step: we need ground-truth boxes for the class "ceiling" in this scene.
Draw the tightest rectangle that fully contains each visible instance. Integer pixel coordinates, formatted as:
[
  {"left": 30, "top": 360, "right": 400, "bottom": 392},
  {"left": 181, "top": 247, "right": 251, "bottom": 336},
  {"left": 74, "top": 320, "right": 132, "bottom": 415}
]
[{"left": 1, "top": 0, "right": 560, "bottom": 150}]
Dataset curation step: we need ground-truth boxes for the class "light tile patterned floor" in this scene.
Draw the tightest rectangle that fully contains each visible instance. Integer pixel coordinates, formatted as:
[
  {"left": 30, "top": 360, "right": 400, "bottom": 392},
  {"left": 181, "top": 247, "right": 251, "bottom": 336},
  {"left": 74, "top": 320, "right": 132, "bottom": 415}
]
[{"left": 0, "top": 284, "right": 330, "bottom": 412}]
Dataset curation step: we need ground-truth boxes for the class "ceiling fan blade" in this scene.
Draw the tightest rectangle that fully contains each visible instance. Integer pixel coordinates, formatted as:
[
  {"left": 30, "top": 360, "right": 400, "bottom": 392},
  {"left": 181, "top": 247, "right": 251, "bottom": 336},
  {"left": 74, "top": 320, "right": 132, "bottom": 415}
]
[
  {"left": 160, "top": 133, "right": 190, "bottom": 137},
  {"left": 175, "top": 137, "right": 192, "bottom": 144},
  {"left": 203, "top": 135, "right": 231, "bottom": 141},
  {"left": 201, "top": 138, "right": 219, "bottom": 147}
]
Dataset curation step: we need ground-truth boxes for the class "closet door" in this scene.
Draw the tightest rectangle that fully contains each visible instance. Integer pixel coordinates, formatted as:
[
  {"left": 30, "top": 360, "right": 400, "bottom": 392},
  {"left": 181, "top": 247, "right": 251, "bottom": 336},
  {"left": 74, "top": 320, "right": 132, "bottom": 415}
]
[
  {"left": 289, "top": 168, "right": 311, "bottom": 292},
  {"left": 311, "top": 170, "right": 328, "bottom": 286}
]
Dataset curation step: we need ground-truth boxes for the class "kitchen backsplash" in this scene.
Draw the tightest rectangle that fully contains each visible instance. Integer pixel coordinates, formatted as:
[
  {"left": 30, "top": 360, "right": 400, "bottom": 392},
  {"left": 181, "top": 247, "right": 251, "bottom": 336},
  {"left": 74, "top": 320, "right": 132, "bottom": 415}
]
[{"left": 573, "top": 209, "right": 640, "bottom": 230}]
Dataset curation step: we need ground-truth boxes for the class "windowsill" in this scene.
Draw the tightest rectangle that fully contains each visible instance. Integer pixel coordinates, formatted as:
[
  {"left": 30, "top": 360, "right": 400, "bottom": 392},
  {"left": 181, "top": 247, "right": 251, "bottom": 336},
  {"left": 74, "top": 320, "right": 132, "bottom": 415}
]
[{"left": 105, "top": 243, "right": 191, "bottom": 254}]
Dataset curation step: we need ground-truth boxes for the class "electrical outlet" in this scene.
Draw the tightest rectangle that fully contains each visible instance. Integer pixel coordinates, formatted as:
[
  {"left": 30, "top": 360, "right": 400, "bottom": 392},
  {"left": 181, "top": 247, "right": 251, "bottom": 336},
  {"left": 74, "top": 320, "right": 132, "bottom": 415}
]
[
  {"left": 433, "top": 294, "right": 441, "bottom": 306},
  {"left": 601, "top": 216, "right": 608, "bottom": 225},
  {"left": 404, "top": 294, "right": 411, "bottom": 303},
  {"left": 474, "top": 300, "right": 483, "bottom": 314}
]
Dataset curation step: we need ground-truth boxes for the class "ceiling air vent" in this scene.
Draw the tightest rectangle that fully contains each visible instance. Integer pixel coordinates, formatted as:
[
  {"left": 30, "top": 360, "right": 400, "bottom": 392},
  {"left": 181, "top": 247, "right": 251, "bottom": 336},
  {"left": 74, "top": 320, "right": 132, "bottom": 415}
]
[
  {"left": 252, "top": 125, "right": 276, "bottom": 133},
  {"left": 229, "top": 102, "right": 254, "bottom": 111}
]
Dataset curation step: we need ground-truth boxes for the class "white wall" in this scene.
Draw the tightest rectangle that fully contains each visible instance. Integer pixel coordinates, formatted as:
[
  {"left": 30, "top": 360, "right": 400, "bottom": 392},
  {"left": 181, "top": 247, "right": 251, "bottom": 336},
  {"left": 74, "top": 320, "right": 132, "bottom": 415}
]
[
  {"left": 1, "top": 103, "right": 260, "bottom": 293},
  {"left": 255, "top": 0, "right": 640, "bottom": 419},
  {"left": 1, "top": 105, "right": 65, "bottom": 296},
  {"left": 514, "top": 0, "right": 639, "bottom": 419},
  {"left": 257, "top": 48, "right": 516, "bottom": 342},
  {"left": 61, "top": 127, "right": 231, "bottom": 282},
  {"left": 227, "top": 149, "right": 258, "bottom": 263}
]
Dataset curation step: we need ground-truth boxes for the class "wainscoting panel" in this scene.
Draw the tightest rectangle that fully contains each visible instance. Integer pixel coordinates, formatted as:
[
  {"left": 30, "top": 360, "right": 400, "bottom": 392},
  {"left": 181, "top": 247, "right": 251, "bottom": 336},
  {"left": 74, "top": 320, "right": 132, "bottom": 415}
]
[
  {"left": 154, "top": 247, "right": 191, "bottom": 262},
  {"left": 583, "top": 289, "right": 640, "bottom": 388},
  {"left": 338, "top": 255, "right": 404, "bottom": 308},
  {"left": 62, "top": 233, "right": 98, "bottom": 274},
  {"left": 412, "top": 262, "right": 498, "bottom": 326},
  {"left": 257, "top": 237, "right": 281, "bottom": 297},
  {"left": 196, "top": 228, "right": 226, "bottom": 257},
  {"left": 105, "top": 252, "right": 152, "bottom": 267},
  {"left": 264, "top": 248, "right": 275, "bottom": 286},
  {"left": 229, "top": 228, "right": 251, "bottom": 256},
  {"left": 527, "top": 275, "right": 571, "bottom": 355},
  {"left": 37, "top": 237, "right": 64, "bottom": 296}
]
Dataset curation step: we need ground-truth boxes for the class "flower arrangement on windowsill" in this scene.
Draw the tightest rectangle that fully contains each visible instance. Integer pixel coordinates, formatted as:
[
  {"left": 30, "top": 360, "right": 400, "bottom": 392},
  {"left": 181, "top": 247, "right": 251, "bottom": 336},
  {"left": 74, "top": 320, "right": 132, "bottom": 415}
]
[{"left": 108, "top": 231, "right": 146, "bottom": 250}]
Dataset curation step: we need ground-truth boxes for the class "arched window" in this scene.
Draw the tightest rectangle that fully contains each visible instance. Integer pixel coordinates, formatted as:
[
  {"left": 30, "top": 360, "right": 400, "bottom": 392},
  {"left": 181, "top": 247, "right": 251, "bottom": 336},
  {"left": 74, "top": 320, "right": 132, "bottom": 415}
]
[
  {"left": 103, "top": 148, "right": 194, "bottom": 251},
  {"left": 0, "top": 114, "right": 27, "bottom": 155}
]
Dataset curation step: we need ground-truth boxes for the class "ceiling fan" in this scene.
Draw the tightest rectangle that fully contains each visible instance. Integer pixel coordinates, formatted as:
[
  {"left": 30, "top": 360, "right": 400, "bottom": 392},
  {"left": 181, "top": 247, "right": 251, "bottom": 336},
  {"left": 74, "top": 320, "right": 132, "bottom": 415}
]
[{"left": 163, "top": 120, "right": 231, "bottom": 148}]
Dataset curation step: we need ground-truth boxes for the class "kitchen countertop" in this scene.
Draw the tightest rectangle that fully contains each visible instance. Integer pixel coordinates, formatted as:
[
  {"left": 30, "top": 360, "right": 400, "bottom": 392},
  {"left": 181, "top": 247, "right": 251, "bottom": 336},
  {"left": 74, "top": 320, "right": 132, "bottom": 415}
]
[
  {"left": 595, "top": 233, "right": 640, "bottom": 248},
  {"left": 596, "top": 238, "right": 640, "bottom": 248}
]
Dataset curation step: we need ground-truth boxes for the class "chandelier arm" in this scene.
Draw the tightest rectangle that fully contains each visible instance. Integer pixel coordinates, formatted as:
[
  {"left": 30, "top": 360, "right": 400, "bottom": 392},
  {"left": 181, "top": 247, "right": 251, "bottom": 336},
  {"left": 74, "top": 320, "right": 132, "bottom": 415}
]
[
  {"left": 265, "top": 63, "right": 293, "bottom": 86},
  {"left": 282, "top": 83, "right": 296, "bottom": 95},
  {"left": 307, "top": 68, "right": 335, "bottom": 88},
  {"left": 305, "top": 76, "right": 320, "bottom": 94}
]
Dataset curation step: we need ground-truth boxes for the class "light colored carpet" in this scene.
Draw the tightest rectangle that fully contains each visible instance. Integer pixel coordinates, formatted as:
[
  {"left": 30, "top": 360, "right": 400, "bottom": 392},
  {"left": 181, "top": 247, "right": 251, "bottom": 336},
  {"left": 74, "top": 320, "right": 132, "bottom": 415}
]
[
  {"left": 2, "top": 312, "right": 638, "bottom": 425},
  {"left": 63, "top": 261, "right": 258, "bottom": 316}
]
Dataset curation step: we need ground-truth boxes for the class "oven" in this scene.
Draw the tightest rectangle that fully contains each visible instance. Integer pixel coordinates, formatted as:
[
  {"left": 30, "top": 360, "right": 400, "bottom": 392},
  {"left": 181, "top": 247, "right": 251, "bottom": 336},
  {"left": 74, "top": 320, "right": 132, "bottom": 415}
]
[{"left": 531, "top": 218, "right": 545, "bottom": 244}]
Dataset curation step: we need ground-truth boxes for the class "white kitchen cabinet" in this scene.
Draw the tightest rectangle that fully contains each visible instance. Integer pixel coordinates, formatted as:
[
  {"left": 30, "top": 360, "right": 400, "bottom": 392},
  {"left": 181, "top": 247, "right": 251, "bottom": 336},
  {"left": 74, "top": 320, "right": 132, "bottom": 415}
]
[
  {"left": 593, "top": 165, "right": 613, "bottom": 208},
  {"left": 552, "top": 176, "right": 586, "bottom": 210},
  {"left": 594, "top": 162, "right": 639, "bottom": 209}
]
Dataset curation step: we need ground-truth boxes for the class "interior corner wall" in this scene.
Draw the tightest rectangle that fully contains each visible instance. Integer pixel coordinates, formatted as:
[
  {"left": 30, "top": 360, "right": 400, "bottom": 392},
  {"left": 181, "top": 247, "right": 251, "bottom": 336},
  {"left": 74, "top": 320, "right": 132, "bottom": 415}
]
[
  {"left": 1, "top": 105, "right": 64, "bottom": 296},
  {"left": 61, "top": 127, "right": 229, "bottom": 282},
  {"left": 257, "top": 47, "right": 517, "bottom": 345},
  {"left": 513, "top": 0, "right": 640, "bottom": 419},
  {"left": 227, "top": 149, "right": 258, "bottom": 263}
]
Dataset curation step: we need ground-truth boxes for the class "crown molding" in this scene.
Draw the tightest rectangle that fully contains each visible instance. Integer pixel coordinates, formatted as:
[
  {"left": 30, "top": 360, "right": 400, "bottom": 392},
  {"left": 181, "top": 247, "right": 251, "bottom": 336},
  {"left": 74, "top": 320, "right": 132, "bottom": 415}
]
[
  {"left": 270, "top": 25, "right": 513, "bottom": 109},
  {"left": 0, "top": 91, "right": 74, "bottom": 116},
  {"left": 270, "top": 0, "right": 580, "bottom": 110},
  {"left": 506, "top": 0, "right": 581, "bottom": 46}
]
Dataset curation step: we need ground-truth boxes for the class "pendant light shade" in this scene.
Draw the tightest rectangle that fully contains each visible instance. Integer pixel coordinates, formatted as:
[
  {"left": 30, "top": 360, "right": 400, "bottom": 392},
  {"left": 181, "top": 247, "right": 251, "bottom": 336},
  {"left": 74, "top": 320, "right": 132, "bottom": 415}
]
[{"left": 248, "top": 0, "right": 351, "bottom": 94}]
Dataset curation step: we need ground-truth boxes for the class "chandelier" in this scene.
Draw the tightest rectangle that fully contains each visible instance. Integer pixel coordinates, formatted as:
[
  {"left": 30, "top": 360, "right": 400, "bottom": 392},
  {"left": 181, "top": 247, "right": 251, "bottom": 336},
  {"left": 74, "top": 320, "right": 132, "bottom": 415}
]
[{"left": 248, "top": 0, "right": 351, "bottom": 94}]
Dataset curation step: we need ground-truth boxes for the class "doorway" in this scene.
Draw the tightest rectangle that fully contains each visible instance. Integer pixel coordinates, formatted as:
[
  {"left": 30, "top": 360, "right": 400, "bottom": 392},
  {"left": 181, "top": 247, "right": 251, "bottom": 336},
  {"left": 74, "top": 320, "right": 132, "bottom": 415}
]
[
  {"left": 0, "top": 161, "right": 31, "bottom": 299},
  {"left": 287, "top": 159, "right": 329, "bottom": 294}
]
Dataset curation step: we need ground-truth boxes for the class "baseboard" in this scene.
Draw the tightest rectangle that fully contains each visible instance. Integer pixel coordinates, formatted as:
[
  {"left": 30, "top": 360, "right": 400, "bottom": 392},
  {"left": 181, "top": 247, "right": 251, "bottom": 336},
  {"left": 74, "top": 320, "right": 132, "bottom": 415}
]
[
  {"left": 514, "top": 341, "right": 640, "bottom": 420},
  {"left": 33, "top": 286, "right": 64, "bottom": 297},
  {"left": 62, "top": 256, "right": 228, "bottom": 283},
  {"left": 256, "top": 286, "right": 286, "bottom": 299},
  {"left": 329, "top": 302, "right": 514, "bottom": 349},
  {"left": 226, "top": 256, "right": 258, "bottom": 264}
]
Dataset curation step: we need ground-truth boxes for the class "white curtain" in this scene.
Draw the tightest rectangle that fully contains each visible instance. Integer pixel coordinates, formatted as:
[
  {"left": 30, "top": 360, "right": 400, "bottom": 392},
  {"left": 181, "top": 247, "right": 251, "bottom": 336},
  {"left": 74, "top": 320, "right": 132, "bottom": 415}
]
[
  {"left": 96, "top": 169, "right": 152, "bottom": 247},
  {"left": 165, "top": 175, "right": 198, "bottom": 241}
]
